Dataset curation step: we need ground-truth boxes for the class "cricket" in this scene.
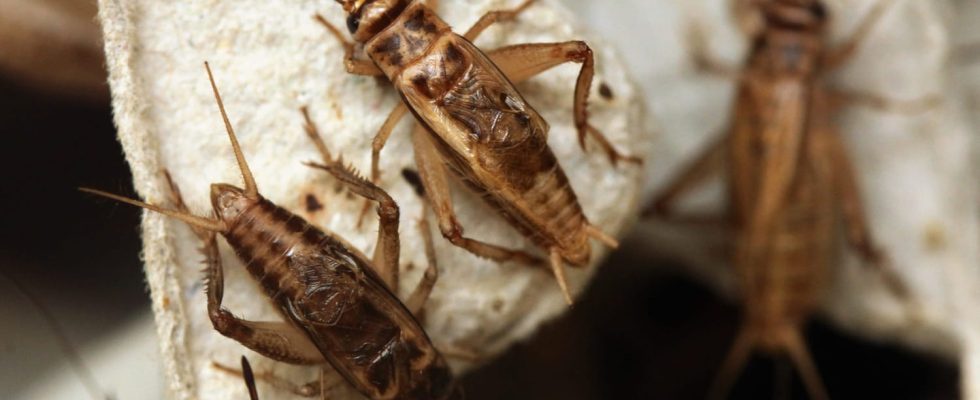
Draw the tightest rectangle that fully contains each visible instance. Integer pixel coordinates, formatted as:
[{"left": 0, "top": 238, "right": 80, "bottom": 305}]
[
  {"left": 82, "top": 63, "right": 462, "bottom": 400},
  {"left": 315, "top": 0, "right": 639, "bottom": 304},
  {"left": 646, "top": 0, "right": 934, "bottom": 398}
]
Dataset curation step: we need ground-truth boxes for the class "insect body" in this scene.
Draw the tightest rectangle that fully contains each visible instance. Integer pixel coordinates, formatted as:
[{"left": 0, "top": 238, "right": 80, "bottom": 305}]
[
  {"left": 83, "top": 64, "right": 460, "bottom": 400},
  {"left": 320, "top": 0, "right": 633, "bottom": 304},
  {"left": 648, "top": 1, "right": 926, "bottom": 398}
]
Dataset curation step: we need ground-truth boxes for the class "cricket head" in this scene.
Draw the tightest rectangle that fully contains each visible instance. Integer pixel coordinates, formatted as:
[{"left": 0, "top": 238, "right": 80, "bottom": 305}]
[
  {"left": 762, "top": 0, "right": 827, "bottom": 32},
  {"left": 338, "top": 0, "right": 409, "bottom": 42},
  {"left": 210, "top": 184, "right": 253, "bottom": 222}
]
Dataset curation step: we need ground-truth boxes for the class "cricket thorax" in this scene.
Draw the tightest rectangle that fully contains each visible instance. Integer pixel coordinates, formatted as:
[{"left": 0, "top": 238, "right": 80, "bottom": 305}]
[{"left": 365, "top": 2, "right": 451, "bottom": 79}]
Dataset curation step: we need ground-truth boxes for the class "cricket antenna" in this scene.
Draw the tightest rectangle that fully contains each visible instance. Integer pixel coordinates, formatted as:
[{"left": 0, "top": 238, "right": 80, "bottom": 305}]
[
  {"left": 79, "top": 188, "right": 226, "bottom": 232},
  {"left": 204, "top": 62, "right": 258, "bottom": 198}
]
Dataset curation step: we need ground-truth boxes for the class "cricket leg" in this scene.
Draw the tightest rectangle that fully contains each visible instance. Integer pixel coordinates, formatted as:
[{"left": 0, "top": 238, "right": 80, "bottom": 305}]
[
  {"left": 782, "top": 329, "right": 829, "bottom": 400},
  {"left": 707, "top": 326, "right": 756, "bottom": 400},
  {"left": 214, "top": 360, "right": 342, "bottom": 398},
  {"left": 822, "top": 128, "right": 909, "bottom": 297},
  {"left": 486, "top": 41, "right": 641, "bottom": 165},
  {"left": 643, "top": 133, "right": 729, "bottom": 218},
  {"left": 313, "top": 14, "right": 384, "bottom": 76},
  {"left": 412, "top": 125, "right": 544, "bottom": 266},
  {"left": 203, "top": 232, "right": 329, "bottom": 365},
  {"left": 821, "top": 0, "right": 893, "bottom": 70},
  {"left": 405, "top": 207, "right": 438, "bottom": 316},
  {"left": 306, "top": 159, "right": 401, "bottom": 291},
  {"left": 356, "top": 103, "right": 410, "bottom": 228},
  {"left": 463, "top": 0, "right": 536, "bottom": 41},
  {"left": 826, "top": 87, "right": 940, "bottom": 114},
  {"left": 301, "top": 106, "right": 334, "bottom": 164}
]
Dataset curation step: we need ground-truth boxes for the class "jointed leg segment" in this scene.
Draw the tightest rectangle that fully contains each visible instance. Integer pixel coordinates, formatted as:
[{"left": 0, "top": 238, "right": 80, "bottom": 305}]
[
  {"left": 489, "top": 41, "right": 641, "bottom": 165},
  {"left": 314, "top": 14, "right": 384, "bottom": 76},
  {"left": 463, "top": 0, "right": 536, "bottom": 41}
]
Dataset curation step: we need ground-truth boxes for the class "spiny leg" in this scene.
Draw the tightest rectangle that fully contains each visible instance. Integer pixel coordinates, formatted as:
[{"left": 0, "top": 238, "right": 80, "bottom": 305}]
[
  {"left": 782, "top": 329, "right": 829, "bottom": 400},
  {"left": 643, "top": 133, "right": 729, "bottom": 217},
  {"left": 821, "top": 126, "right": 909, "bottom": 298},
  {"left": 463, "top": 0, "right": 536, "bottom": 41},
  {"left": 301, "top": 106, "right": 333, "bottom": 164},
  {"left": 214, "top": 360, "right": 342, "bottom": 398},
  {"left": 405, "top": 206, "right": 439, "bottom": 316},
  {"left": 821, "top": 0, "right": 893, "bottom": 70},
  {"left": 487, "top": 41, "right": 640, "bottom": 165},
  {"left": 306, "top": 160, "right": 401, "bottom": 290},
  {"left": 313, "top": 14, "right": 384, "bottom": 76},
  {"left": 707, "top": 326, "right": 755, "bottom": 400},
  {"left": 411, "top": 124, "right": 543, "bottom": 267}
]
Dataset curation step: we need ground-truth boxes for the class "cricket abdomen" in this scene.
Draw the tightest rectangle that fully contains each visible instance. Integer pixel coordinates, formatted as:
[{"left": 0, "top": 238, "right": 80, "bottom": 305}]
[{"left": 738, "top": 158, "right": 835, "bottom": 333}]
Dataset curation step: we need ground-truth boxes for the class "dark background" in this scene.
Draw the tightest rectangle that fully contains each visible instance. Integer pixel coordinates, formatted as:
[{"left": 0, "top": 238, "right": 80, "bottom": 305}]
[{"left": 0, "top": 74, "right": 958, "bottom": 399}]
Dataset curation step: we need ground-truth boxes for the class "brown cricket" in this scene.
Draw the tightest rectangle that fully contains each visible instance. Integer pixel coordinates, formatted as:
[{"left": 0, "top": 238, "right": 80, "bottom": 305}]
[
  {"left": 647, "top": 0, "right": 933, "bottom": 399},
  {"left": 316, "top": 0, "right": 637, "bottom": 304},
  {"left": 82, "top": 63, "right": 461, "bottom": 400}
]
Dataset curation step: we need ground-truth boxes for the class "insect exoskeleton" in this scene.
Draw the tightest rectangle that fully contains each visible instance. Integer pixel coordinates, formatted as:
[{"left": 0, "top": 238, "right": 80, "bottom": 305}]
[
  {"left": 316, "top": 0, "right": 639, "bottom": 304},
  {"left": 648, "top": 0, "right": 933, "bottom": 399},
  {"left": 83, "top": 63, "right": 462, "bottom": 400}
]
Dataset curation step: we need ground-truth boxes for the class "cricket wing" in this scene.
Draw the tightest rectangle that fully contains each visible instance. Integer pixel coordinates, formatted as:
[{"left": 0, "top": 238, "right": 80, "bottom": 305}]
[
  {"left": 400, "top": 35, "right": 585, "bottom": 250},
  {"left": 280, "top": 242, "right": 445, "bottom": 399}
]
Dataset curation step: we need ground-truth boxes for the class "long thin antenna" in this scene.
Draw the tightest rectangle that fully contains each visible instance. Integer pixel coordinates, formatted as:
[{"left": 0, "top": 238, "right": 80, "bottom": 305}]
[
  {"left": 0, "top": 271, "right": 114, "bottom": 400},
  {"left": 79, "top": 188, "right": 225, "bottom": 232},
  {"left": 204, "top": 62, "right": 258, "bottom": 198}
]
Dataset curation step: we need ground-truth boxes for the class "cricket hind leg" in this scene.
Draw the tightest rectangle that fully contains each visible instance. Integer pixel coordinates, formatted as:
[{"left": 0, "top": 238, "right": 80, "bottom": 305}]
[
  {"left": 487, "top": 41, "right": 641, "bottom": 165},
  {"left": 305, "top": 158, "right": 402, "bottom": 291},
  {"left": 411, "top": 125, "right": 544, "bottom": 268}
]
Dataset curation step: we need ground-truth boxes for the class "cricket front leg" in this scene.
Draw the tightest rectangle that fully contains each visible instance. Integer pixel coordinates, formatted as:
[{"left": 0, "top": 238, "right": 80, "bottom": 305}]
[
  {"left": 313, "top": 14, "right": 384, "bottom": 76},
  {"left": 412, "top": 125, "right": 543, "bottom": 266},
  {"left": 488, "top": 41, "right": 641, "bottom": 165},
  {"left": 821, "top": 0, "right": 893, "bottom": 71},
  {"left": 823, "top": 129, "right": 908, "bottom": 298}
]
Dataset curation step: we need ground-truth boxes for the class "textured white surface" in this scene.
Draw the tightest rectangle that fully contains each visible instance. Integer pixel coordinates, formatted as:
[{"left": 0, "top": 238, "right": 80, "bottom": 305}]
[
  {"left": 97, "top": 0, "right": 648, "bottom": 398},
  {"left": 566, "top": 0, "right": 979, "bottom": 396}
]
